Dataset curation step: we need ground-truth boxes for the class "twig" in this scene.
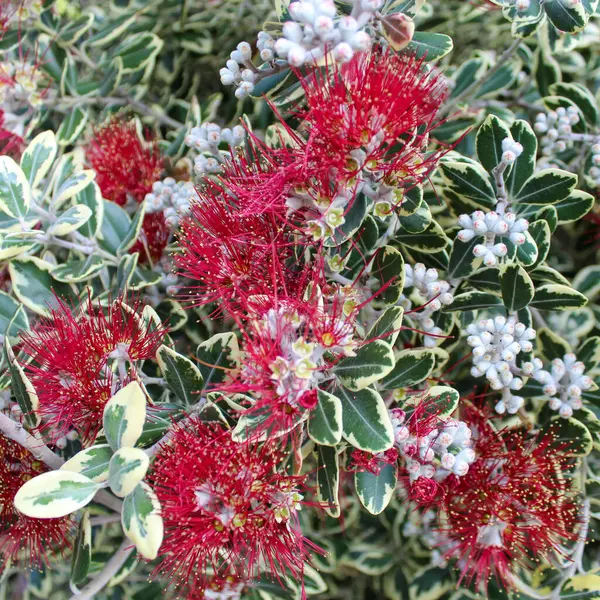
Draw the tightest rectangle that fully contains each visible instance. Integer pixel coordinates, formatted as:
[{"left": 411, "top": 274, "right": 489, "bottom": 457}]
[
  {"left": 440, "top": 38, "right": 522, "bottom": 117},
  {"left": 69, "top": 539, "right": 133, "bottom": 600}
]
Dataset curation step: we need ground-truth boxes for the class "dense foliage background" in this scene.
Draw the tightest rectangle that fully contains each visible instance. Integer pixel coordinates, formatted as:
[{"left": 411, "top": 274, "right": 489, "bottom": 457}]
[{"left": 1, "top": 1, "right": 600, "bottom": 599}]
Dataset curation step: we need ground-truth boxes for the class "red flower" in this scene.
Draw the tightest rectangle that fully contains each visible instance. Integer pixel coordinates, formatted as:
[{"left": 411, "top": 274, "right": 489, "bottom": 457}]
[
  {"left": 297, "top": 49, "right": 447, "bottom": 187},
  {"left": 0, "top": 109, "right": 24, "bottom": 159},
  {"left": 0, "top": 436, "right": 73, "bottom": 568},
  {"left": 176, "top": 184, "right": 311, "bottom": 313},
  {"left": 439, "top": 426, "right": 580, "bottom": 591},
  {"left": 351, "top": 448, "right": 399, "bottom": 475},
  {"left": 130, "top": 212, "right": 171, "bottom": 265},
  {"left": 214, "top": 289, "right": 356, "bottom": 438},
  {"left": 148, "top": 419, "right": 316, "bottom": 597},
  {"left": 20, "top": 295, "right": 166, "bottom": 443},
  {"left": 85, "top": 118, "right": 163, "bottom": 206}
]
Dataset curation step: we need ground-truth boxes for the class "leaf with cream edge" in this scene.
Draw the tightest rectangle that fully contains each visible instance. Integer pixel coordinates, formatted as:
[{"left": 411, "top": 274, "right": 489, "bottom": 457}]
[
  {"left": 4, "top": 335, "right": 40, "bottom": 429},
  {"left": 14, "top": 471, "right": 101, "bottom": 518},
  {"left": 367, "top": 306, "right": 404, "bottom": 347},
  {"left": 121, "top": 482, "right": 164, "bottom": 561},
  {"left": 333, "top": 340, "right": 395, "bottom": 391},
  {"left": 355, "top": 462, "right": 398, "bottom": 515},
  {"left": 53, "top": 169, "right": 96, "bottom": 208},
  {"left": 196, "top": 332, "right": 241, "bottom": 391},
  {"left": 308, "top": 389, "right": 343, "bottom": 446},
  {"left": 338, "top": 386, "right": 395, "bottom": 452},
  {"left": 103, "top": 381, "right": 147, "bottom": 451},
  {"left": 71, "top": 510, "right": 92, "bottom": 586},
  {"left": 380, "top": 349, "right": 436, "bottom": 390},
  {"left": 315, "top": 444, "right": 340, "bottom": 518},
  {"left": 47, "top": 205, "right": 93, "bottom": 237},
  {"left": 420, "top": 386, "right": 460, "bottom": 419},
  {"left": 0, "top": 156, "right": 31, "bottom": 218},
  {"left": 61, "top": 444, "right": 114, "bottom": 483},
  {"left": 156, "top": 345, "right": 204, "bottom": 406},
  {"left": 108, "top": 447, "right": 150, "bottom": 498},
  {"left": 20, "top": 131, "right": 57, "bottom": 188}
]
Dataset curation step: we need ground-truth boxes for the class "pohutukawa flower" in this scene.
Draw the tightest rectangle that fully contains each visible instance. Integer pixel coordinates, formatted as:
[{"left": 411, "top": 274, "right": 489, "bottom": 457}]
[
  {"left": 130, "top": 212, "right": 171, "bottom": 265},
  {"left": 0, "top": 436, "right": 73, "bottom": 568},
  {"left": 439, "top": 424, "right": 580, "bottom": 591},
  {"left": 297, "top": 49, "right": 447, "bottom": 186},
  {"left": 176, "top": 186, "right": 310, "bottom": 313},
  {"left": 85, "top": 117, "right": 163, "bottom": 206},
  {"left": 149, "top": 419, "right": 316, "bottom": 596},
  {"left": 20, "top": 295, "right": 166, "bottom": 442},
  {"left": 215, "top": 289, "right": 356, "bottom": 437}
]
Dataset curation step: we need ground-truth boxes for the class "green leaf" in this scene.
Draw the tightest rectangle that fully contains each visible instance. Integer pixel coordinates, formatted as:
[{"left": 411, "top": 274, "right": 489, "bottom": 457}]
[
  {"left": 554, "top": 190, "right": 594, "bottom": 224},
  {"left": 408, "top": 566, "right": 454, "bottom": 600},
  {"left": 315, "top": 445, "right": 340, "bottom": 518},
  {"left": 577, "top": 337, "right": 600, "bottom": 370},
  {"left": 537, "top": 327, "right": 571, "bottom": 361},
  {"left": 514, "top": 229, "right": 539, "bottom": 268},
  {"left": 0, "top": 156, "right": 31, "bottom": 218},
  {"left": 116, "top": 252, "right": 138, "bottom": 294},
  {"left": 367, "top": 306, "right": 404, "bottom": 347},
  {"left": 57, "top": 108, "right": 89, "bottom": 146},
  {"left": 380, "top": 349, "right": 435, "bottom": 390},
  {"left": 528, "top": 220, "right": 550, "bottom": 269},
  {"left": 372, "top": 246, "right": 405, "bottom": 305},
  {"left": 76, "top": 182, "right": 104, "bottom": 239},
  {"left": 506, "top": 120, "right": 537, "bottom": 198},
  {"left": 549, "top": 82, "right": 599, "bottom": 126},
  {"left": 70, "top": 511, "right": 91, "bottom": 586},
  {"left": 0, "top": 292, "right": 29, "bottom": 339},
  {"left": 52, "top": 255, "right": 105, "bottom": 283},
  {"left": 334, "top": 341, "right": 395, "bottom": 391},
  {"left": 113, "top": 33, "right": 163, "bottom": 73},
  {"left": 476, "top": 114, "right": 513, "bottom": 172},
  {"left": 156, "top": 345, "right": 203, "bottom": 406},
  {"left": 406, "top": 32, "right": 453, "bottom": 61},
  {"left": 108, "top": 447, "right": 150, "bottom": 498},
  {"left": 308, "top": 390, "right": 343, "bottom": 446},
  {"left": 501, "top": 264, "right": 535, "bottom": 312},
  {"left": 338, "top": 387, "right": 394, "bottom": 453},
  {"left": 397, "top": 220, "right": 448, "bottom": 253},
  {"left": 444, "top": 291, "right": 503, "bottom": 311},
  {"left": 53, "top": 170, "right": 96, "bottom": 208},
  {"left": 89, "top": 13, "right": 137, "bottom": 47},
  {"left": 121, "top": 482, "right": 164, "bottom": 561},
  {"left": 99, "top": 201, "right": 131, "bottom": 254},
  {"left": 14, "top": 471, "right": 100, "bottom": 518},
  {"left": 530, "top": 284, "right": 588, "bottom": 311},
  {"left": 20, "top": 131, "right": 57, "bottom": 189},
  {"left": 439, "top": 161, "right": 496, "bottom": 209},
  {"left": 422, "top": 386, "right": 460, "bottom": 418},
  {"left": 573, "top": 266, "right": 600, "bottom": 301},
  {"left": 540, "top": 417, "right": 593, "bottom": 456},
  {"left": 196, "top": 332, "right": 241, "bottom": 392},
  {"left": 534, "top": 47, "right": 561, "bottom": 97},
  {"left": 355, "top": 462, "right": 397, "bottom": 515},
  {"left": 544, "top": 0, "right": 587, "bottom": 33},
  {"left": 47, "top": 205, "right": 92, "bottom": 237},
  {"left": 447, "top": 237, "right": 482, "bottom": 279},
  {"left": 117, "top": 203, "right": 146, "bottom": 254},
  {"left": 515, "top": 169, "right": 577, "bottom": 204},
  {"left": 4, "top": 336, "right": 40, "bottom": 429},
  {"left": 61, "top": 444, "right": 114, "bottom": 484},
  {"left": 475, "top": 61, "right": 521, "bottom": 99},
  {"left": 103, "top": 382, "right": 147, "bottom": 451}
]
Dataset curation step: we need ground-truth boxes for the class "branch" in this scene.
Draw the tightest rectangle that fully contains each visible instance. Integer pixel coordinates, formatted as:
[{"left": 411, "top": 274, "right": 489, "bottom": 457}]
[{"left": 70, "top": 539, "right": 133, "bottom": 600}]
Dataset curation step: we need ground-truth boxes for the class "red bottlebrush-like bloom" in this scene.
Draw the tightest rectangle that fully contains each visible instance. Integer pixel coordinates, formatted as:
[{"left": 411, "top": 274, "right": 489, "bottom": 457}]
[
  {"left": 176, "top": 184, "right": 312, "bottom": 312},
  {"left": 19, "top": 295, "right": 166, "bottom": 443},
  {"left": 0, "top": 109, "right": 24, "bottom": 159},
  {"left": 130, "top": 212, "right": 171, "bottom": 265},
  {"left": 215, "top": 289, "right": 357, "bottom": 438},
  {"left": 85, "top": 118, "right": 163, "bottom": 206},
  {"left": 439, "top": 426, "right": 580, "bottom": 591},
  {"left": 297, "top": 50, "right": 447, "bottom": 187},
  {"left": 351, "top": 448, "right": 399, "bottom": 475},
  {"left": 149, "top": 419, "right": 316, "bottom": 597},
  {"left": 0, "top": 436, "right": 73, "bottom": 568}
]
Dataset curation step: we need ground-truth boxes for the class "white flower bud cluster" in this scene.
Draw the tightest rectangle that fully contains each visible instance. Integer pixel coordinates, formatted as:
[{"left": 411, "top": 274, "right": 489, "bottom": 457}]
[
  {"left": 391, "top": 410, "right": 476, "bottom": 480},
  {"left": 274, "top": 0, "right": 379, "bottom": 67},
  {"left": 457, "top": 210, "right": 529, "bottom": 267},
  {"left": 500, "top": 137, "right": 523, "bottom": 165},
  {"left": 257, "top": 31, "right": 277, "bottom": 63},
  {"left": 588, "top": 142, "right": 600, "bottom": 187},
  {"left": 524, "top": 354, "right": 595, "bottom": 418},
  {"left": 534, "top": 107, "right": 580, "bottom": 157},
  {"left": 144, "top": 178, "right": 195, "bottom": 227},
  {"left": 400, "top": 264, "right": 454, "bottom": 347},
  {"left": 467, "top": 316, "right": 535, "bottom": 397},
  {"left": 219, "top": 42, "right": 260, "bottom": 99},
  {"left": 185, "top": 122, "right": 246, "bottom": 177}
]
